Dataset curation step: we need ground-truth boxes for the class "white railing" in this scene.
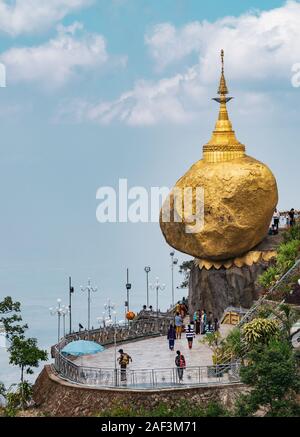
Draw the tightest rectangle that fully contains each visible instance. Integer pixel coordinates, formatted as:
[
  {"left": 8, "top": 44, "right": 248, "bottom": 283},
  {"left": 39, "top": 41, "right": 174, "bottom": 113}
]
[{"left": 53, "top": 348, "right": 240, "bottom": 389}]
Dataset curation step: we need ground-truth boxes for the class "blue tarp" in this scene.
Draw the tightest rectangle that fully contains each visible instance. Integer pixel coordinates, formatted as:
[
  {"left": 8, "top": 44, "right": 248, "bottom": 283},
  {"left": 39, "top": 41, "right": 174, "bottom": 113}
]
[{"left": 61, "top": 340, "right": 104, "bottom": 356}]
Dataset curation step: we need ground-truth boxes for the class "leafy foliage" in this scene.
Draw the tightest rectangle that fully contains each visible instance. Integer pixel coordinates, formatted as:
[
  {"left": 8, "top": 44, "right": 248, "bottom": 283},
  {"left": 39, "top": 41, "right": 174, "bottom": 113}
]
[
  {"left": 276, "top": 240, "right": 300, "bottom": 273},
  {"left": 258, "top": 225, "right": 300, "bottom": 291},
  {"left": 220, "top": 328, "right": 244, "bottom": 361},
  {"left": 0, "top": 296, "right": 27, "bottom": 340},
  {"left": 242, "top": 318, "right": 280, "bottom": 345},
  {"left": 283, "top": 224, "right": 300, "bottom": 243},
  {"left": 258, "top": 266, "right": 280, "bottom": 289},
  {"left": 178, "top": 260, "right": 193, "bottom": 289},
  {"left": 236, "top": 339, "right": 300, "bottom": 417},
  {"left": 9, "top": 337, "right": 48, "bottom": 382},
  {"left": 0, "top": 296, "right": 48, "bottom": 412},
  {"left": 97, "top": 400, "right": 229, "bottom": 417}
]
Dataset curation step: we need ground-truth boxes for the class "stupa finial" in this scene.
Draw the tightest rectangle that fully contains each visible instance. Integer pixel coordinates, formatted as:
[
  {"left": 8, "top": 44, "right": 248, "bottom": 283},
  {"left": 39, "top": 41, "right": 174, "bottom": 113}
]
[
  {"left": 202, "top": 50, "right": 246, "bottom": 163},
  {"left": 217, "top": 49, "right": 229, "bottom": 97}
]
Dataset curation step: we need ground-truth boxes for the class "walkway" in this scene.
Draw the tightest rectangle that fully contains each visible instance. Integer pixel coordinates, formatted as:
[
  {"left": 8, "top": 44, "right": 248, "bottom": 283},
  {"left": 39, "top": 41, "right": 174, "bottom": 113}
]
[{"left": 76, "top": 324, "right": 233, "bottom": 370}]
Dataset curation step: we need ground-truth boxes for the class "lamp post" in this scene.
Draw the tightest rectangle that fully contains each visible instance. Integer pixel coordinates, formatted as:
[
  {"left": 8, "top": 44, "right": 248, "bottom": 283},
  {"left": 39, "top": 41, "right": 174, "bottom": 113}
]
[
  {"left": 144, "top": 266, "right": 151, "bottom": 308},
  {"left": 80, "top": 278, "right": 98, "bottom": 340},
  {"left": 61, "top": 305, "right": 69, "bottom": 337},
  {"left": 170, "top": 251, "right": 178, "bottom": 308},
  {"left": 69, "top": 276, "right": 74, "bottom": 334},
  {"left": 149, "top": 277, "right": 166, "bottom": 316},
  {"left": 104, "top": 299, "right": 115, "bottom": 320},
  {"left": 50, "top": 298, "right": 63, "bottom": 344},
  {"left": 97, "top": 311, "right": 107, "bottom": 328},
  {"left": 125, "top": 268, "right": 131, "bottom": 325}
]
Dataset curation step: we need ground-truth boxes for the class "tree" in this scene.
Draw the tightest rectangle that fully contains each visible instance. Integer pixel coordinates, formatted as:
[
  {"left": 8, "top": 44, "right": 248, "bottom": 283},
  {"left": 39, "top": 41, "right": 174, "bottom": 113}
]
[
  {"left": 0, "top": 296, "right": 27, "bottom": 340},
  {"left": 236, "top": 339, "right": 300, "bottom": 417},
  {"left": 9, "top": 336, "right": 48, "bottom": 385},
  {"left": 178, "top": 260, "right": 193, "bottom": 289},
  {"left": 8, "top": 336, "right": 47, "bottom": 409}
]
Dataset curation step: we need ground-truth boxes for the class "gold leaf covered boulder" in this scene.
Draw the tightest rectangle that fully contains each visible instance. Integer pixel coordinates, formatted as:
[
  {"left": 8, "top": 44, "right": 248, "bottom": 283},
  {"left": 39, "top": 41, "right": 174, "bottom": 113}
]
[{"left": 160, "top": 50, "right": 278, "bottom": 261}]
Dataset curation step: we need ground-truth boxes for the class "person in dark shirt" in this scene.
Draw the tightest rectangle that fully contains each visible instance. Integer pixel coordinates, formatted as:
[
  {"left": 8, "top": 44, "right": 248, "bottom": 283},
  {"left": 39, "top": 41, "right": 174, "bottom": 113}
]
[
  {"left": 167, "top": 324, "right": 176, "bottom": 351},
  {"left": 289, "top": 208, "right": 295, "bottom": 227}
]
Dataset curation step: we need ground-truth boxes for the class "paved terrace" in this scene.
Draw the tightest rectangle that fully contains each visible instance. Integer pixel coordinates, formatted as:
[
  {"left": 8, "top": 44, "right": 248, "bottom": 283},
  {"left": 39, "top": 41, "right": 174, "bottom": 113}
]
[{"left": 75, "top": 324, "right": 233, "bottom": 370}]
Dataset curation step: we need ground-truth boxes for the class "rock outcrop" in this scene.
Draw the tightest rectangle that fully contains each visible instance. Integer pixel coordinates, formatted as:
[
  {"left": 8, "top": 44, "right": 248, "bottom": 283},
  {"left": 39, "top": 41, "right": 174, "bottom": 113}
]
[{"left": 188, "top": 261, "right": 268, "bottom": 320}]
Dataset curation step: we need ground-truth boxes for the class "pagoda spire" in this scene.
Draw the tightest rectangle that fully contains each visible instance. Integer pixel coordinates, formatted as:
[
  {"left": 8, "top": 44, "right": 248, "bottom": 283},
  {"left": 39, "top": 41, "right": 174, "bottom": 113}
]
[{"left": 202, "top": 49, "right": 246, "bottom": 163}]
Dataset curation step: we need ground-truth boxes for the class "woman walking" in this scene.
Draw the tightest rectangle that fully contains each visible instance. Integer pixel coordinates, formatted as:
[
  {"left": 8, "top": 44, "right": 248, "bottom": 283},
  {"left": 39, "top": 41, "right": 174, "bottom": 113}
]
[
  {"left": 186, "top": 323, "right": 195, "bottom": 349},
  {"left": 167, "top": 324, "right": 176, "bottom": 351}
]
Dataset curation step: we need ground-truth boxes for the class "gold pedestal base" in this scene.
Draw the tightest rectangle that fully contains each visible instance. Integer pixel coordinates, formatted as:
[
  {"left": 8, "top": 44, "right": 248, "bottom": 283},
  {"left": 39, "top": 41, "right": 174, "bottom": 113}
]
[{"left": 195, "top": 250, "right": 277, "bottom": 271}]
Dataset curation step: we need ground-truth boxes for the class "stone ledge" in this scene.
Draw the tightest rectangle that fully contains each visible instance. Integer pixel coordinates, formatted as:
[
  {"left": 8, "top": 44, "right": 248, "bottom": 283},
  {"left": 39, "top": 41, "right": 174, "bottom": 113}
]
[{"left": 33, "top": 365, "right": 246, "bottom": 417}]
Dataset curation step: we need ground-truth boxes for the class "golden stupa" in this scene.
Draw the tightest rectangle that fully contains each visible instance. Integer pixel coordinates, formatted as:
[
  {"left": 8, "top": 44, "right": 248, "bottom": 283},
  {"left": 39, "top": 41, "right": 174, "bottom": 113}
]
[{"left": 160, "top": 50, "right": 278, "bottom": 261}]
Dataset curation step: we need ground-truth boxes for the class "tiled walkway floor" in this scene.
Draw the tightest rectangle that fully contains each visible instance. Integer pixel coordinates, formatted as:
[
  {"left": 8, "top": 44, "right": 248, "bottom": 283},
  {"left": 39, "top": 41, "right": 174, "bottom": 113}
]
[{"left": 76, "top": 324, "right": 233, "bottom": 370}]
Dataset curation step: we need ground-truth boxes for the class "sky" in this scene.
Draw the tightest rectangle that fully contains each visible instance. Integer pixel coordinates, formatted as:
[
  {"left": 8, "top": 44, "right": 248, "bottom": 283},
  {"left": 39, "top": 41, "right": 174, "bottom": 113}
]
[{"left": 0, "top": 0, "right": 300, "bottom": 385}]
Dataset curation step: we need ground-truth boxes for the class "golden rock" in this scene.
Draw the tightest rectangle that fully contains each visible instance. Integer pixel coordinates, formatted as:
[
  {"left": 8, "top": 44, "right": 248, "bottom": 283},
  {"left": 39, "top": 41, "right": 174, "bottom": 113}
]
[{"left": 160, "top": 50, "right": 278, "bottom": 261}]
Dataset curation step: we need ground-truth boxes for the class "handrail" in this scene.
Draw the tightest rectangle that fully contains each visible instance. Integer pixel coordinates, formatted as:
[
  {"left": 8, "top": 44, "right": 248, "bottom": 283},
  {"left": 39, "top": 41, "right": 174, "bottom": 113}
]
[
  {"left": 53, "top": 345, "right": 241, "bottom": 389},
  {"left": 238, "top": 258, "right": 300, "bottom": 327},
  {"left": 218, "top": 258, "right": 300, "bottom": 365}
]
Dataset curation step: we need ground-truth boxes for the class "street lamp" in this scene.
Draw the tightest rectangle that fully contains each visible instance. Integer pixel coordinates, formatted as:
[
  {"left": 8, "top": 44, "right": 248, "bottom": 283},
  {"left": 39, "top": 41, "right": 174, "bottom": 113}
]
[
  {"left": 125, "top": 268, "right": 131, "bottom": 325},
  {"left": 68, "top": 276, "right": 74, "bottom": 335},
  {"left": 97, "top": 311, "right": 107, "bottom": 328},
  {"left": 104, "top": 299, "right": 115, "bottom": 320},
  {"left": 105, "top": 310, "right": 122, "bottom": 386},
  {"left": 61, "top": 305, "right": 69, "bottom": 337},
  {"left": 149, "top": 277, "right": 166, "bottom": 316},
  {"left": 80, "top": 278, "right": 98, "bottom": 339},
  {"left": 50, "top": 298, "right": 63, "bottom": 344},
  {"left": 144, "top": 266, "right": 151, "bottom": 308},
  {"left": 170, "top": 251, "right": 178, "bottom": 308}
]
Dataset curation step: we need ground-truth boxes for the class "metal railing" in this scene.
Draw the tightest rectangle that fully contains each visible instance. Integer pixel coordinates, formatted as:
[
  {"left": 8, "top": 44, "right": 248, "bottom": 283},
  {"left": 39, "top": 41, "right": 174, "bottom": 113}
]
[
  {"left": 51, "top": 316, "right": 173, "bottom": 359},
  {"left": 238, "top": 258, "right": 300, "bottom": 327},
  {"left": 53, "top": 347, "right": 240, "bottom": 389}
]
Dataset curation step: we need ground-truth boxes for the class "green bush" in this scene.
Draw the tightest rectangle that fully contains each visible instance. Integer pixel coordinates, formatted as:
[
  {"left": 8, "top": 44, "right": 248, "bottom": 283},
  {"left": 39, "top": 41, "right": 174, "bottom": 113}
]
[
  {"left": 237, "top": 339, "right": 300, "bottom": 417},
  {"left": 283, "top": 224, "right": 300, "bottom": 243},
  {"left": 258, "top": 266, "right": 280, "bottom": 289},
  {"left": 97, "top": 400, "right": 230, "bottom": 417},
  {"left": 242, "top": 318, "right": 280, "bottom": 345},
  {"left": 276, "top": 240, "right": 300, "bottom": 273}
]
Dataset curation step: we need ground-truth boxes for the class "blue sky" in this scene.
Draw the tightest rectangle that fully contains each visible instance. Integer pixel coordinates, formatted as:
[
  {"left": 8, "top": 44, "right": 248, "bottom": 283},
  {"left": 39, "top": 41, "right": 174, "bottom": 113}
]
[{"left": 0, "top": 0, "right": 299, "bottom": 359}]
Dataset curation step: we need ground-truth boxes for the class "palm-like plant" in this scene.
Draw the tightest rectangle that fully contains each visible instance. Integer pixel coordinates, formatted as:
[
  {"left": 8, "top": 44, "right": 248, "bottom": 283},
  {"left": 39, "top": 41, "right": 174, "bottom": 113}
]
[{"left": 242, "top": 318, "right": 280, "bottom": 345}]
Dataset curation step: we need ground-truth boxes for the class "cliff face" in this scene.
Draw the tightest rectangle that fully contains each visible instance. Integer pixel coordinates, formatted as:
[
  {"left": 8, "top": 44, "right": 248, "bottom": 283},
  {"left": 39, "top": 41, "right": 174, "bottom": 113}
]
[{"left": 188, "top": 261, "right": 269, "bottom": 320}]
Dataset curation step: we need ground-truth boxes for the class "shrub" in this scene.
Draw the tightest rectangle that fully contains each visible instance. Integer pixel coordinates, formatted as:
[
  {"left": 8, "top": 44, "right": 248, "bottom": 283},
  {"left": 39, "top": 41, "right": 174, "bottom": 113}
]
[
  {"left": 242, "top": 318, "right": 280, "bottom": 345},
  {"left": 276, "top": 240, "right": 300, "bottom": 273},
  {"left": 258, "top": 266, "right": 280, "bottom": 289},
  {"left": 237, "top": 339, "right": 300, "bottom": 417}
]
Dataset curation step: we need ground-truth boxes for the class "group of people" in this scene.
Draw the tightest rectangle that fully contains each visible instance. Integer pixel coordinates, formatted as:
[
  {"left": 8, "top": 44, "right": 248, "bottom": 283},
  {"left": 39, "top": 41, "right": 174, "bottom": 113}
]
[
  {"left": 117, "top": 300, "right": 219, "bottom": 384},
  {"left": 269, "top": 208, "right": 298, "bottom": 235},
  {"left": 167, "top": 309, "right": 219, "bottom": 352}
]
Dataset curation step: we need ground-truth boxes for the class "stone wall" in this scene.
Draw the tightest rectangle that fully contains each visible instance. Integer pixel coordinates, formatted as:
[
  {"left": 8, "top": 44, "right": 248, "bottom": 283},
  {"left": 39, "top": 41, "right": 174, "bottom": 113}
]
[
  {"left": 188, "top": 261, "right": 269, "bottom": 320},
  {"left": 33, "top": 366, "right": 246, "bottom": 417}
]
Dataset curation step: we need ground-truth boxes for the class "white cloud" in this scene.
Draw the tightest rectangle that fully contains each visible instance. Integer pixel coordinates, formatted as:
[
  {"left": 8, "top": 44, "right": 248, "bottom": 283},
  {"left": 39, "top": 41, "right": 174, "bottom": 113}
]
[
  {"left": 0, "top": 0, "right": 93, "bottom": 36},
  {"left": 0, "top": 23, "right": 124, "bottom": 86},
  {"left": 145, "top": 0, "right": 300, "bottom": 84},
  {"left": 58, "top": 1, "right": 300, "bottom": 125},
  {"left": 56, "top": 67, "right": 203, "bottom": 125}
]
